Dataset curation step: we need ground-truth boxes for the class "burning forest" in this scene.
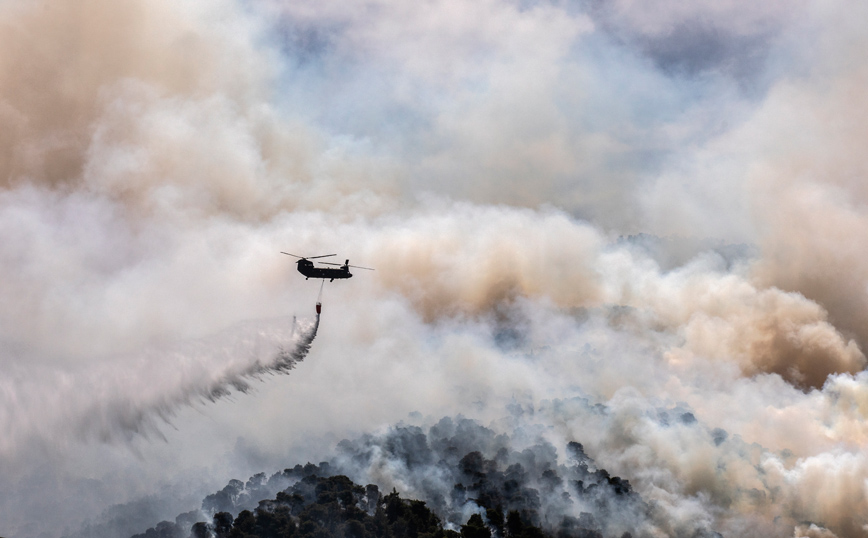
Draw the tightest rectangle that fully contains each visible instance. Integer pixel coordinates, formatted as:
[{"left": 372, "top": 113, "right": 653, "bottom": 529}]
[{"left": 3, "top": 0, "right": 868, "bottom": 537}]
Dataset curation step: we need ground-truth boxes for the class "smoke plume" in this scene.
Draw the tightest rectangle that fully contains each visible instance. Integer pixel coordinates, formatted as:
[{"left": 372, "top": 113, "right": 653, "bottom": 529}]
[
  {"left": 2, "top": 0, "right": 868, "bottom": 537},
  {"left": 126, "top": 415, "right": 716, "bottom": 538}
]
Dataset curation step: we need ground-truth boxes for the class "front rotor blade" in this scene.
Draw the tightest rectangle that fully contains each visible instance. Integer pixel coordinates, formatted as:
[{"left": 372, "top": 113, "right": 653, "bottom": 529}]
[
  {"left": 307, "top": 254, "right": 337, "bottom": 259},
  {"left": 280, "top": 252, "right": 303, "bottom": 258}
]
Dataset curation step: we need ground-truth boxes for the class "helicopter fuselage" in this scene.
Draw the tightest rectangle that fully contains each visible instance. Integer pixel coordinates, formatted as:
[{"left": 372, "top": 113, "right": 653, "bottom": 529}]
[{"left": 296, "top": 259, "right": 352, "bottom": 281}]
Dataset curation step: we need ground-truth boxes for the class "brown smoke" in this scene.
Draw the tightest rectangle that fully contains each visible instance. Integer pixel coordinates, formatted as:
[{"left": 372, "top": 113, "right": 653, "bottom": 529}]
[
  {"left": 0, "top": 0, "right": 396, "bottom": 223},
  {"left": 741, "top": 14, "right": 868, "bottom": 370},
  {"left": 664, "top": 275, "right": 865, "bottom": 389},
  {"left": 363, "top": 206, "right": 865, "bottom": 388},
  {"left": 0, "top": 0, "right": 262, "bottom": 189},
  {"left": 369, "top": 205, "right": 605, "bottom": 321},
  {"left": 3, "top": 1, "right": 868, "bottom": 537}
]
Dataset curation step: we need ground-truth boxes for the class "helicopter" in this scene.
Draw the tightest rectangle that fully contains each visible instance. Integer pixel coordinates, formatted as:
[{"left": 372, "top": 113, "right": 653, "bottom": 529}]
[{"left": 281, "top": 252, "right": 374, "bottom": 281}]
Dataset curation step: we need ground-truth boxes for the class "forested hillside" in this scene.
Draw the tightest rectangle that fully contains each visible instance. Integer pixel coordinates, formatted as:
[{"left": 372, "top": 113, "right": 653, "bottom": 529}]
[{"left": 128, "top": 414, "right": 720, "bottom": 538}]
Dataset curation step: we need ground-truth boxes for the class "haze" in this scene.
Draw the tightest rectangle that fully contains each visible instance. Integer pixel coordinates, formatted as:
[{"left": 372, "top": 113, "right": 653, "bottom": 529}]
[{"left": 1, "top": 1, "right": 868, "bottom": 536}]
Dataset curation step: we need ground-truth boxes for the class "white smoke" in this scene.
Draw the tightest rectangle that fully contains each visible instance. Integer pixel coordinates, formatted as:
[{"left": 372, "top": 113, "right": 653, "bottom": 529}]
[{"left": 1, "top": 0, "right": 867, "bottom": 537}]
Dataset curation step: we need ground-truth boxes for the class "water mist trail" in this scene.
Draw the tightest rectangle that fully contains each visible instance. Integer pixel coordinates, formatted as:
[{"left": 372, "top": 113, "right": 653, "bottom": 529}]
[
  {"left": 67, "top": 313, "right": 323, "bottom": 443},
  {"left": 202, "top": 313, "right": 321, "bottom": 401}
]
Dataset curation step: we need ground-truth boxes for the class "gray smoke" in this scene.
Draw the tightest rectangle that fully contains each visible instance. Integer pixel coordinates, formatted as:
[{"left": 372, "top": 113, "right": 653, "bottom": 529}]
[
  {"left": 330, "top": 416, "right": 665, "bottom": 537},
  {"left": 3, "top": 0, "right": 868, "bottom": 537},
  {"left": 125, "top": 413, "right": 727, "bottom": 538}
]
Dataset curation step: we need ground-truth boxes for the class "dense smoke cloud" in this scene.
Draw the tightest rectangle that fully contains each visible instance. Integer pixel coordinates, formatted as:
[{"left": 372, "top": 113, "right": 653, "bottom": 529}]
[
  {"left": 127, "top": 415, "right": 714, "bottom": 538},
  {"left": 2, "top": 0, "right": 868, "bottom": 537}
]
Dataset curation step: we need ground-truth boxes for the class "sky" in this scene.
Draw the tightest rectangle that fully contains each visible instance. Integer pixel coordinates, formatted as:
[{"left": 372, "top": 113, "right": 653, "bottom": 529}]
[{"left": 1, "top": 0, "right": 868, "bottom": 536}]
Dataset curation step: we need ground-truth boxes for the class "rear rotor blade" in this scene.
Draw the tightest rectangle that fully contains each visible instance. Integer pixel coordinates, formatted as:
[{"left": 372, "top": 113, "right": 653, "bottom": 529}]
[
  {"left": 318, "top": 262, "right": 342, "bottom": 266},
  {"left": 348, "top": 265, "right": 375, "bottom": 270}
]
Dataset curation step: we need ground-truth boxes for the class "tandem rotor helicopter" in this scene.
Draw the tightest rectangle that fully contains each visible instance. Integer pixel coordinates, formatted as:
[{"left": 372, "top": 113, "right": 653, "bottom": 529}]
[{"left": 280, "top": 252, "right": 374, "bottom": 282}]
